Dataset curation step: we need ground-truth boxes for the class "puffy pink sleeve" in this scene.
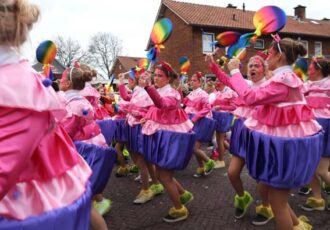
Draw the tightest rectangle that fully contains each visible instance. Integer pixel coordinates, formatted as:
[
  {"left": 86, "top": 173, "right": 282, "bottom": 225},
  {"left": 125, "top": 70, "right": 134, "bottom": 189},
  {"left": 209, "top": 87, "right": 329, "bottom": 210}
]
[
  {"left": 118, "top": 84, "right": 132, "bottom": 101},
  {"left": 146, "top": 86, "right": 179, "bottom": 109},
  {"left": 229, "top": 72, "right": 289, "bottom": 106},
  {"left": 0, "top": 108, "right": 49, "bottom": 200},
  {"left": 208, "top": 62, "right": 233, "bottom": 87}
]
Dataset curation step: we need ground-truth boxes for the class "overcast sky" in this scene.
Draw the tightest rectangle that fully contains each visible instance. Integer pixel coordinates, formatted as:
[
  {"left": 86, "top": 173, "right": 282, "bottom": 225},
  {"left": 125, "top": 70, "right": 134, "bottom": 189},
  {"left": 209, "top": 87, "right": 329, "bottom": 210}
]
[{"left": 24, "top": 0, "right": 330, "bottom": 61}]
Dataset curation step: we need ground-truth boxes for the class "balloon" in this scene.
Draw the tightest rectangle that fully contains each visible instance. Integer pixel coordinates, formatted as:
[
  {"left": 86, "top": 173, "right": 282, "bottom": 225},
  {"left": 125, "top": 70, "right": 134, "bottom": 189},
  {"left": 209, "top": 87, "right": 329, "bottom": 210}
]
[
  {"left": 150, "top": 18, "right": 173, "bottom": 45},
  {"left": 179, "top": 56, "right": 191, "bottom": 75},
  {"left": 36, "top": 40, "right": 57, "bottom": 64},
  {"left": 253, "top": 6, "right": 287, "bottom": 35},
  {"left": 216, "top": 31, "right": 241, "bottom": 47}
]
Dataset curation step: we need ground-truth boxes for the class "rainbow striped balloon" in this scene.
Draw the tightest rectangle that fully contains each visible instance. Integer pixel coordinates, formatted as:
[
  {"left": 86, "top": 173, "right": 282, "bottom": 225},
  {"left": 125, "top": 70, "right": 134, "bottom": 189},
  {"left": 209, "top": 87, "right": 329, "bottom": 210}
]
[
  {"left": 137, "top": 58, "right": 150, "bottom": 70},
  {"left": 36, "top": 40, "right": 57, "bottom": 64},
  {"left": 216, "top": 31, "right": 241, "bottom": 47},
  {"left": 179, "top": 56, "right": 191, "bottom": 75},
  {"left": 253, "top": 6, "right": 287, "bottom": 35},
  {"left": 293, "top": 58, "right": 308, "bottom": 81},
  {"left": 226, "top": 45, "right": 246, "bottom": 60},
  {"left": 150, "top": 18, "right": 173, "bottom": 45}
]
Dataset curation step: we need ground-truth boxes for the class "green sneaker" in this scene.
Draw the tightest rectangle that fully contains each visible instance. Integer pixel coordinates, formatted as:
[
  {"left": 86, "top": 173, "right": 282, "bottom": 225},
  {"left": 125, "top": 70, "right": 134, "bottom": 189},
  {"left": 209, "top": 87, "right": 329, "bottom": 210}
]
[
  {"left": 150, "top": 184, "right": 165, "bottom": 195},
  {"left": 123, "top": 148, "right": 130, "bottom": 157},
  {"left": 327, "top": 196, "right": 330, "bottom": 211},
  {"left": 180, "top": 191, "right": 194, "bottom": 205},
  {"left": 94, "top": 198, "right": 112, "bottom": 215},
  {"left": 301, "top": 197, "right": 325, "bottom": 211},
  {"left": 234, "top": 191, "right": 253, "bottom": 219},
  {"left": 163, "top": 206, "right": 188, "bottom": 223},
  {"left": 129, "top": 164, "right": 139, "bottom": 173},
  {"left": 204, "top": 159, "right": 215, "bottom": 175}
]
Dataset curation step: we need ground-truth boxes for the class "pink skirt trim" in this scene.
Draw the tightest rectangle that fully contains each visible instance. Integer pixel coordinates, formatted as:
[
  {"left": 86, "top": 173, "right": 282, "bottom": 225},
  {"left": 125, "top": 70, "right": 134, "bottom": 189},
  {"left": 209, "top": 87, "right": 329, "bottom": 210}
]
[
  {"left": 244, "top": 118, "right": 322, "bottom": 137},
  {"left": 142, "top": 119, "right": 193, "bottom": 135},
  {"left": 0, "top": 155, "right": 91, "bottom": 220}
]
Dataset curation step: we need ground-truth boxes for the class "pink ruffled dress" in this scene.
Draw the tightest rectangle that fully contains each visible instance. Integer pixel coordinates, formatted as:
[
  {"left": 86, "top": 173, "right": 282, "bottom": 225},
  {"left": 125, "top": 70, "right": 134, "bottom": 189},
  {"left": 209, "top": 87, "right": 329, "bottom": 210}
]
[
  {"left": 210, "top": 62, "right": 323, "bottom": 188},
  {"left": 142, "top": 84, "right": 195, "bottom": 170},
  {"left": 0, "top": 46, "right": 91, "bottom": 229},
  {"left": 303, "top": 76, "right": 330, "bottom": 157},
  {"left": 211, "top": 87, "right": 237, "bottom": 133},
  {"left": 183, "top": 87, "right": 216, "bottom": 142},
  {"left": 61, "top": 90, "right": 116, "bottom": 195},
  {"left": 118, "top": 85, "right": 154, "bottom": 153}
]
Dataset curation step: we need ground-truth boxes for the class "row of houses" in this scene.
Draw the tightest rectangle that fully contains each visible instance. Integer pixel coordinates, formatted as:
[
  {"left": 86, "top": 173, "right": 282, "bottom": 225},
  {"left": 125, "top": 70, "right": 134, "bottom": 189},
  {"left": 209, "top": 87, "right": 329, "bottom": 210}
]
[
  {"left": 33, "top": 0, "right": 330, "bottom": 84},
  {"left": 111, "top": 0, "right": 330, "bottom": 77}
]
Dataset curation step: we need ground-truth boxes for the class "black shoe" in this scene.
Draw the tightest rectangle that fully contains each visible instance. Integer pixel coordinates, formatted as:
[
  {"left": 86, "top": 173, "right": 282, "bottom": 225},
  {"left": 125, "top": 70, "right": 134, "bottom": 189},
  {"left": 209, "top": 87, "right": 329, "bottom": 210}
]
[
  {"left": 298, "top": 186, "right": 312, "bottom": 195},
  {"left": 234, "top": 208, "right": 245, "bottom": 219},
  {"left": 252, "top": 214, "right": 273, "bottom": 226}
]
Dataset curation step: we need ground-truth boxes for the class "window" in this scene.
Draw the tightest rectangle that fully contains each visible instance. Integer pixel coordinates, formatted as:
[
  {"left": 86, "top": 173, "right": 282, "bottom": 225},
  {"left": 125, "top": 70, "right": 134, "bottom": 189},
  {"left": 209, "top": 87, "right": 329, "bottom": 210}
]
[
  {"left": 315, "top": 41, "right": 322, "bottom": 56},
  {"left": 202, "top": 32, "right": 214, "bottom": 54},
  {"left": 254, "top": 39, "right": 264, "bottom": 49},
  {"left": 300, "top": 40, "right": 308, "bottom": 57}
]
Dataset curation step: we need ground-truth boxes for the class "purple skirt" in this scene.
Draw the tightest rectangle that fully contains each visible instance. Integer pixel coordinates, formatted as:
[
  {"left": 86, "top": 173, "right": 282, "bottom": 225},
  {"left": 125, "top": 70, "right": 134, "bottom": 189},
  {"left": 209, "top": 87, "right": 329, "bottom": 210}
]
[
  {"left": 142, "top": 130, "right": 196, "bottom": 170},
  {"left": 229, "top": 118, "right": 246, "bottom": 159},
  {"left": 0, "top": 184, "right": 91, "bottom": 230},
  {"left": 74, "top": 141, "right": 116, "bottom": 195},
  {"left": 113, "top": 119, "right": 129, "bottom": 142},
  {"left": 96, "top": 119, "right": 117, "bottom": 145},
  {"left": 241, "top": 125, "right": 323, "bottom": 189},
  {"left": 316, "top": 118, "right": 330, "bottom": 157},
  {"left": 127, "top": 124, "right": 143, "bottom": 154},
  {"left": 212, "top": 111, "right": 234, "bottom": 133},
  {"left": 189, "top": 114, "right": 216, "bottom": 142}
]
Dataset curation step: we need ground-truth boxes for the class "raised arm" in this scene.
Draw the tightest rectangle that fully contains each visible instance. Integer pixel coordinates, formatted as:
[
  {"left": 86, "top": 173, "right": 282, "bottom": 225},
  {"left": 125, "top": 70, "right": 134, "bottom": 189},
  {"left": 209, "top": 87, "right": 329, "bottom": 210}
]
[{"left": 145, "top": 85, "right": 179, "bottom": 109}]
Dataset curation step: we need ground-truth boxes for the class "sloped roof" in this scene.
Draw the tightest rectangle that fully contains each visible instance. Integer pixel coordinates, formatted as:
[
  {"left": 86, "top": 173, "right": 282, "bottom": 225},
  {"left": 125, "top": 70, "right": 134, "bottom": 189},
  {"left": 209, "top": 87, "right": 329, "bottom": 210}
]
[
  {"left": 161, "top": 0, "right": 330, "bottom": 38},
  {"left": 32, "top": 59, "right": 65, "bottom": 74},
  {"left": 110, "top": 56, "right": 144, "bottom": 75}
]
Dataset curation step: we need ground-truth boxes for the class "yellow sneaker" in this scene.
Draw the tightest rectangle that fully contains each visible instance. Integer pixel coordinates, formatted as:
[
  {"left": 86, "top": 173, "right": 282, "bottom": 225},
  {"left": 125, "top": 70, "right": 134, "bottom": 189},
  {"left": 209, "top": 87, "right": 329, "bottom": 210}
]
[
  {"left": 293, "top": 216, "right": 313, "bottom": 230},
  {"left": 214, "top": 160, "right": 226, "bottom": 169},
  {"left": 193, "top": 167, "right": 205, "bottom": 178},
  {"left": 133, "top": 189, "right": 155, "bottom": 204},
  {"left": 301, "top": 197, "right": 325, "bottom": 211},
  {"left": 252, "top": 204, "right": 274, "bottom": 225},
  {"left": 115, "top": 166, "right": 129, "bottom": 177},
  {"left": 163, "top": 206, "right": 188, "bottom": 223}
]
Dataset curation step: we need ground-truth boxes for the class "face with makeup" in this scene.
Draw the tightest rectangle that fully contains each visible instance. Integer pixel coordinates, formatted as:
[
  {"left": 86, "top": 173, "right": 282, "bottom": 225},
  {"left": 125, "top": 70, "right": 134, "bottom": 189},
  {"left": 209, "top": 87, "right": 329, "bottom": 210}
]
[
  {"left": 154, "top": 68, "right": 170, "bottom": 88},
  {"left": 247, "top": 58, "right": 265, "bottom": 83},
  {"left": 308, "top": 62, "right": 322, "bottom": 81},
  {"left": 190, "top": 75, "right": 201, "bottom": 90}
]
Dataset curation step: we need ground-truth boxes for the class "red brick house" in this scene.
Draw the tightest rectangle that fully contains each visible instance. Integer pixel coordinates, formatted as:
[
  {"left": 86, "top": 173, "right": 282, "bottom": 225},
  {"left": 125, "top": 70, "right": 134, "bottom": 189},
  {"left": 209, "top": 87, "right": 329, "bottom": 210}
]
[{"left": 146, "top": 0, "right": 330, "bottom": 76}]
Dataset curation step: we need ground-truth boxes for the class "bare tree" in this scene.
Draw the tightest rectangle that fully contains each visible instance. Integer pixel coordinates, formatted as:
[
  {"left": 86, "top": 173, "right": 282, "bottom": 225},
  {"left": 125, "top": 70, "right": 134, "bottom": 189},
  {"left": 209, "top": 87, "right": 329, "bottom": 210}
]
[
  {"left": 54, "top": 35, "right": 91, "bottom": 67},
  {"left": 88, "top": 32, "right": 122, "bottom": 79}
]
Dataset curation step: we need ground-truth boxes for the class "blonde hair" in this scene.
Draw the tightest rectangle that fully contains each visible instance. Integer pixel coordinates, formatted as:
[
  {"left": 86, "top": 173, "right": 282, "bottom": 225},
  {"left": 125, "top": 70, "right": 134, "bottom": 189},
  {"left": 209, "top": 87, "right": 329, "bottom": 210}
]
[{"left": 0, "top": 0, "right": 40, "bottom": 47}]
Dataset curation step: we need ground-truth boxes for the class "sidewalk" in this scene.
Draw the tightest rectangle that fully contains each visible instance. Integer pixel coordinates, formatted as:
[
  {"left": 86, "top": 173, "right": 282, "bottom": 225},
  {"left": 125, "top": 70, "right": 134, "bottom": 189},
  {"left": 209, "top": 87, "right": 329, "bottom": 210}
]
[{"left": 103, "top": 152, "right": 330, "bottom": 229}]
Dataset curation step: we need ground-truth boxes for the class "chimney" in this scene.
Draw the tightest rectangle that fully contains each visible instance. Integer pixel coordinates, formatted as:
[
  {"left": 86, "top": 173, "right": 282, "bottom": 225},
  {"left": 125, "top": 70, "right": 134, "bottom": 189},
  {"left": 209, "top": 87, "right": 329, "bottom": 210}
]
[
  {"left": 242, "top": 3, "right": 245, "bottom": 12},
  {"left": 294, "top": 5, "right": 306, "bottom": 20},
  {"left": 226, "top": 3, "right": 237, "bottom": 9}
]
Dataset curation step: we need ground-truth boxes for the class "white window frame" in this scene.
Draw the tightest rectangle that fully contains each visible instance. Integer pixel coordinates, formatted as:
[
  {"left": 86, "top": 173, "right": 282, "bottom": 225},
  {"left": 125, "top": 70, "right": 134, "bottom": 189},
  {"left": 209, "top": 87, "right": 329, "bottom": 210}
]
[
  {"left": 254, "top": 39, "right": 264, "bottom": 49},
  {"left": 315, "top": 41, "right": 322, "bottom": 56},
  {"left": 202, "top": 32, "right": 215, "bottom": 54},
  {"left": 300, "top": 40, "right": 308, "bottom": 58}
]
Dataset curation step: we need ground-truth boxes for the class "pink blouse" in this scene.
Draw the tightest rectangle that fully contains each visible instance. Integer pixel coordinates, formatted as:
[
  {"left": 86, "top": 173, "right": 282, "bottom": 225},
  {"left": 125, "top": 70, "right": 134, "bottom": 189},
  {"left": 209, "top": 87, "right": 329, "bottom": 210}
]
[
  {"left": 302, "top": 76, "right": 330, "bottom": 118},
  {"left": 209, "top": 62, "right": 321, "bottom": 137},
  {"left": 142, "top": 84, "right": 193, "bottom": 135},
  {"left": 119, "top": 84, "right": 154, "bottom": 126},
  {"left": 183, "top": 87, "right": 212, "bottom": 122}
]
